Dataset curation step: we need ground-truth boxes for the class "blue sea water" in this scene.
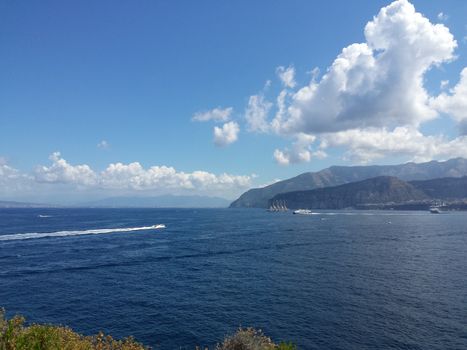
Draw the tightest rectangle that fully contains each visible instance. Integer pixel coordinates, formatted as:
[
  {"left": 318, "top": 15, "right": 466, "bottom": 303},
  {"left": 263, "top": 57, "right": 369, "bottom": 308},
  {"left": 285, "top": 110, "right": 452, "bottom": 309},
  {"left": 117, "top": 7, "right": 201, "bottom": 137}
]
[{"left": 0, "top": 208, "right": 466, "bottom": 349}]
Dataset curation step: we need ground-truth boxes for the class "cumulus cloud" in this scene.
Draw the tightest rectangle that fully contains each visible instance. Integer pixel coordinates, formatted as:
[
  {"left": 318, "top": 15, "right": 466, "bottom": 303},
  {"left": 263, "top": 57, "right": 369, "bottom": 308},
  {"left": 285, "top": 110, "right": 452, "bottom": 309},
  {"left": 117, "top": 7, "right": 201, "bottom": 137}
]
[
  {"left": 27, "top": 152, "right": 252, "bottom": 196},
  {"left": 321, "top": 127, "right": 467, "bottom": 163},
  {"left": 276, "top": 0, "right": 456, "bottom": 136},
  {"left": 0, "top": 161, "right": 34, "bottom": 196},
  {"left": 195, "top": 0, "right": 466, "bottom": 167},
  {"left": 432, "top": 68, "right": 467, "bottom": 132},
  {"left": 273, "top": 133, "right": 317, "bottom": 165},
  {"left": 100, "top": 161, "right": 250, "bottom": 191},
  {"left": 192, "top": 107, "right": 233, "bottom": 122},
  {"left": 276, "top": 65, "right": 296, "bottom": 88},
  {"left": 35, "top": 152, "right": 97, "bottom": 186},
  {"left": 250, "top": 0, "right": 465, "bottom": 166},
  {"left": 213, "top": 121, "right": 240, "bottom": 147},
  {"left": 0, "top": 164, "right": 17, "bottom": 180},
  {"left": 0, "top": 164, "right": 26, "bottom": 186},
  {"left": 245, "top": 94, "right": 273, "bottom": 133}
]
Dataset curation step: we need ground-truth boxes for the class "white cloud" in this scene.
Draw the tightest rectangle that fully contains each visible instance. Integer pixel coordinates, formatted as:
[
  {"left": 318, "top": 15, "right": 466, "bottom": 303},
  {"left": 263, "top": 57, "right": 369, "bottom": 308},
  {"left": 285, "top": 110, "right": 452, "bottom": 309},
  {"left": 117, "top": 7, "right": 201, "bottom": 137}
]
[
  {"left": 27, "top": 152, "right": 252, "bottom": 197},
  {"left": 321, "top": 127, "right": 467, "bottom": 163},
  {"left": 271, "top": 89, "right": 289, "bottom": 133},
  {"left": 275, "top": 0, "right": 456, "bottom": 136},
  {"left": 268, "top": 0, "right": 465, "bottom": 166},
  {"left": 0, "top": 161, "right": 34, "bottom": 196},
  {"left": 273, "top": 133, "right": 318, "bottom": 165},
  {"left": 437, "top": 12, "right": 448, "bottom": 21},
  {"left": 194, "top": 0, "right": 466, "bottom": 167},
  {"left": 35, "top": 152, "right": 98, "bottom": 186},
  {"left": 276, "top": 65, "right": 296, "bottom": 88},
  {"left": 0, "top": 153, "right": 254, "bottom": 200},
  {"left": 97, "top": 140, "right": 110, "bottom": 149},
  {"left": 100, "top": 161, "right": 250, "bottom": 191},
  {"left": 273, "top": 149, "right": 291, "bottom": 166},
  {"left": 192, "top": 107, "right": 233, "bottom": 122},
  {"left": 245, "top": 94, "right": 273, "bottom": 133},
  {"left": 432, "top": 67, "right": 467, "bottom": 132},
  {"left": 0, "top": 164, "right": 26, "bottom": 185},
  {"left": 213, "top": 121, "right": 240, "bottom": 147}
]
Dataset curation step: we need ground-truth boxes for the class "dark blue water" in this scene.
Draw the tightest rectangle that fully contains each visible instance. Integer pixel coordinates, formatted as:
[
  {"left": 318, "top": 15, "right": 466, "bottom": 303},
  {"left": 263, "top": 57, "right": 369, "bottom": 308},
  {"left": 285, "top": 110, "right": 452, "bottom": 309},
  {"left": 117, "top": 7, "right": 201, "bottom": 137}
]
[{"left": 0, "top": 208, "right": 466, "bottom": 349}]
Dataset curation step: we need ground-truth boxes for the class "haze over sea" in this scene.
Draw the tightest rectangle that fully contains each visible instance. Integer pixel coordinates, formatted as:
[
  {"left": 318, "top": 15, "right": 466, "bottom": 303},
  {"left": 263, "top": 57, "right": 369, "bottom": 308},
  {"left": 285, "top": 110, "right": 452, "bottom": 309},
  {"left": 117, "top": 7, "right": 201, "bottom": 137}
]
[{"left": 1, "top": 208, "right": 466, "bottom": 349}]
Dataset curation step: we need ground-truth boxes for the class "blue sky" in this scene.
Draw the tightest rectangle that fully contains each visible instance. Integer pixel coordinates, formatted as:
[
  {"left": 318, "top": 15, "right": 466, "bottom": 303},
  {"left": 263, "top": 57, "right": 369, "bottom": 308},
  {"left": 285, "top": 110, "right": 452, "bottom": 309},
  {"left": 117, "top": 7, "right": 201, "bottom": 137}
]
[{"left": 1, "top": 0, "right": 467, "bottom": 202}]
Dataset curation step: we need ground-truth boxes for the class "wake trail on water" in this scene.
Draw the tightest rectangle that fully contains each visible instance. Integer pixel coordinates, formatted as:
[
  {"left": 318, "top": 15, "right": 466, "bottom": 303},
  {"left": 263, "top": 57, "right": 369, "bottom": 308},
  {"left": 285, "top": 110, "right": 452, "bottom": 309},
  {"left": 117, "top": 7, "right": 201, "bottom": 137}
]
[{"left": 0, "top": 225, "right": 165, "bottom": 241}]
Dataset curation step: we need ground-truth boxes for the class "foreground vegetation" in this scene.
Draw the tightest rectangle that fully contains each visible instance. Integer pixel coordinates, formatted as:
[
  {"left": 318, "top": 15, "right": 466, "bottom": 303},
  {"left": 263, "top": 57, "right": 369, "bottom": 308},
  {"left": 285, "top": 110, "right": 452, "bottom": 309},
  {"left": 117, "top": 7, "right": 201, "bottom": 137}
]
[{"left": 0, "top": 309, "right": 295, "bottom": 350}]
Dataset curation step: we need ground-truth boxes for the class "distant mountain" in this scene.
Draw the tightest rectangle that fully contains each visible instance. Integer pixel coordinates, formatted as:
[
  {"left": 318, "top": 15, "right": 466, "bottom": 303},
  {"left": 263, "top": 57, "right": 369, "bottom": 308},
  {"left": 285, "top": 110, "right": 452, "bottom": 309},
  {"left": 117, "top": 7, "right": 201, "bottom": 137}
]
[
  {"left": 410, "top": 176, "right": 467, "bottom": 199},
  {"left": 271, "top": 176, "right": 429, "bottom": 209},
  {"left": 271, "top": 176, "right": 467, "bottom": 210},
  {"left": 0, "top": 200, "right": 53, "bottom": 208},
  {"left": 78, "top": 195, "right": 231, "bottom": 208},
  {"left": 230, "top": 158, "right": 467, "bottom": 208}
]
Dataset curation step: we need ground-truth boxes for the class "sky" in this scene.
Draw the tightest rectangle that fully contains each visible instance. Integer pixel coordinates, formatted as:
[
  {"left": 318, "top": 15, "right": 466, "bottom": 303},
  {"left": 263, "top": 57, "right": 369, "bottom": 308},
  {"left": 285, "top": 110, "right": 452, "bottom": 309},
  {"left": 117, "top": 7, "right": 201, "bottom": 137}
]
[{"left": 1, "top": 0, "right": 467, "bottom": 203}]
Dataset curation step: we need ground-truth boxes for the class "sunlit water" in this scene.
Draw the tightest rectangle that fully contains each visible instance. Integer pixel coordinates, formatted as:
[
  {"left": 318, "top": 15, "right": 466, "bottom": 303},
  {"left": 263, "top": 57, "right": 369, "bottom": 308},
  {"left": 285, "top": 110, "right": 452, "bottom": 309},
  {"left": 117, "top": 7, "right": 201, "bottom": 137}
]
[{"left": 1, "top": 208, "right": 466, "bottom": 349}]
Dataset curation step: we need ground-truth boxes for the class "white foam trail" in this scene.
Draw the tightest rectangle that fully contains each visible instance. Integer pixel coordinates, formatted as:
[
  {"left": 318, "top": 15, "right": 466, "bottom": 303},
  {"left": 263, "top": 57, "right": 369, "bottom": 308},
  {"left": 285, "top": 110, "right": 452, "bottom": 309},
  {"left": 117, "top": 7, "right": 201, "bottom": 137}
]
[
  {"left": 38, "top": 215, "right": 52, "bottom": 218},
  {"left": 0, "top": 225, "right": 165, "bottom": 241}
]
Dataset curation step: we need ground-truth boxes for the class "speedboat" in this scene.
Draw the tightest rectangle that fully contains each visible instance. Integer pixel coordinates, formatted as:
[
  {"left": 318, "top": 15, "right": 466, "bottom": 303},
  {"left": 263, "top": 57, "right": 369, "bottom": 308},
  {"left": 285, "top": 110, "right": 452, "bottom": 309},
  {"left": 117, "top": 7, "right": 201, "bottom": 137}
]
[
  {"left": 152, "top": 224, "right": 166, "bottom": 229},
  {"left": 293, "top": 209, "right": 313, "bottom": 215}
]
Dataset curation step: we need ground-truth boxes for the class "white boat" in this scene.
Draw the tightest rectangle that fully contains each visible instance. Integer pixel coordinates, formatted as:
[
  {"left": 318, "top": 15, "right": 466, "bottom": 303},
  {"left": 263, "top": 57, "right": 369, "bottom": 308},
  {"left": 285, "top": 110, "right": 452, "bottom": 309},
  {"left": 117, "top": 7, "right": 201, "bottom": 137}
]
[
  {"left": 152, "top": 224, "right": 166, "bottom": 229},
  {"left": 293, "top": 209, "right": 313, "bottom": 215},
  {"left": 429, "top": 206, "right": 448, "bottom": 214}
]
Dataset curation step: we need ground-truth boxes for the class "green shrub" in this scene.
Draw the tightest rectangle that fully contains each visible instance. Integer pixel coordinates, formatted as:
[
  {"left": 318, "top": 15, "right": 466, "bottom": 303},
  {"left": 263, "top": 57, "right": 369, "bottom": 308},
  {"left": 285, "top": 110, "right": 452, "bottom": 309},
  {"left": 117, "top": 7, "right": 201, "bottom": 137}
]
[
  {"left": 0, "top": 308, "right": 146, "bottom": 350},
  {"left": 216, "top": 327, "right": 297, "bottom": 350},
  {"left": 1, "top": 309, "right": 297, "bottom": 350},
  {"left": 276, "top": 341, "right": 297, "bottom": 350}
]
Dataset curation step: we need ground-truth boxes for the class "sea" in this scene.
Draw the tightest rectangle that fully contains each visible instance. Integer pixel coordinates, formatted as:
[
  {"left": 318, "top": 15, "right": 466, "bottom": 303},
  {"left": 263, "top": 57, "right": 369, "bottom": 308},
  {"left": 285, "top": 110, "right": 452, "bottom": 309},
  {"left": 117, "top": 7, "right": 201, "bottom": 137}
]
[{"left": 0, "top": 208, "right": 466, "bottom": 349}]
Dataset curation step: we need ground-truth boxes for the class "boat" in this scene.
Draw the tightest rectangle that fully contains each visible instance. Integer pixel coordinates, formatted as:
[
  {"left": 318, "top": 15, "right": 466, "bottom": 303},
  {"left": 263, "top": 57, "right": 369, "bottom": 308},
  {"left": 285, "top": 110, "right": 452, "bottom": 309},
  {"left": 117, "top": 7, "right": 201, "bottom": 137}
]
[
  {"left": 152, "top": 224, "right": 166, "bottom": 229},
  {"left": 267, "top": 200, "right": 288, "bottom": 212},
  {"left": 429, "top": 205, "right": 449, "bottom": 214},
  {"left": 429, "top": 201, "right": 448, "bottom": 214},
  {"left": 293, "top": 209, "right": 313, "bottom": 215}
]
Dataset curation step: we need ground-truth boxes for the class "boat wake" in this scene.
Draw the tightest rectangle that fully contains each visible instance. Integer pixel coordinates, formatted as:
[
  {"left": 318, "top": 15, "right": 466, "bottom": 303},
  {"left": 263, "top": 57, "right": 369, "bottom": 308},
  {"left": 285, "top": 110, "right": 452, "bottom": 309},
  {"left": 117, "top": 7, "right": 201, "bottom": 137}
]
[{"left": 0, "top": 225, "right": 165, "bottom": 242}]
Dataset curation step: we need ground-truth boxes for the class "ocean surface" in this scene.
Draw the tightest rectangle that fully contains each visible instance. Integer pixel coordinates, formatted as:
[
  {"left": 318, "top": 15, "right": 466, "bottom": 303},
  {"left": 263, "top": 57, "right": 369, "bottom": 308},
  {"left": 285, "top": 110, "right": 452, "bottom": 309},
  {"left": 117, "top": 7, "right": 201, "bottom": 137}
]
[{"left": 0, "top": 208, "right": 466, "bottom": 349}]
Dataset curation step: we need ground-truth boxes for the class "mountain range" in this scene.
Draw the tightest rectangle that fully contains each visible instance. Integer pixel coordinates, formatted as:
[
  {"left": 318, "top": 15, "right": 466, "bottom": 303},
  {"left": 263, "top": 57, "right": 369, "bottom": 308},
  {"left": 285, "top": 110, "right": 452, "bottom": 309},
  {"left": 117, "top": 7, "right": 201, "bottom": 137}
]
[
  {"left": 271, "top": 176, "right": 467, "bottom": 210},
  {"left": 0, "top": 200, "right": 53, "bottom": 208},
  {"left": 230, "top": 158, "right": 467, "bottom": 208}
]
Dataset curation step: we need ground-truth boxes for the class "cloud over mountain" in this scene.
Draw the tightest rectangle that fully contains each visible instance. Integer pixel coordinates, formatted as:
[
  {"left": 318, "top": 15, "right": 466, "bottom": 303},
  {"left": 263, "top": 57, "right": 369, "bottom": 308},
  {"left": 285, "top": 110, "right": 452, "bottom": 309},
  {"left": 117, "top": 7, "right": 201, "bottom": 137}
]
[
  {"left": 277, "top": 0, "right": 456, "bottom": 135},
  {"left": 204, "top": 0, "right": 467, "bottom": 166}
]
